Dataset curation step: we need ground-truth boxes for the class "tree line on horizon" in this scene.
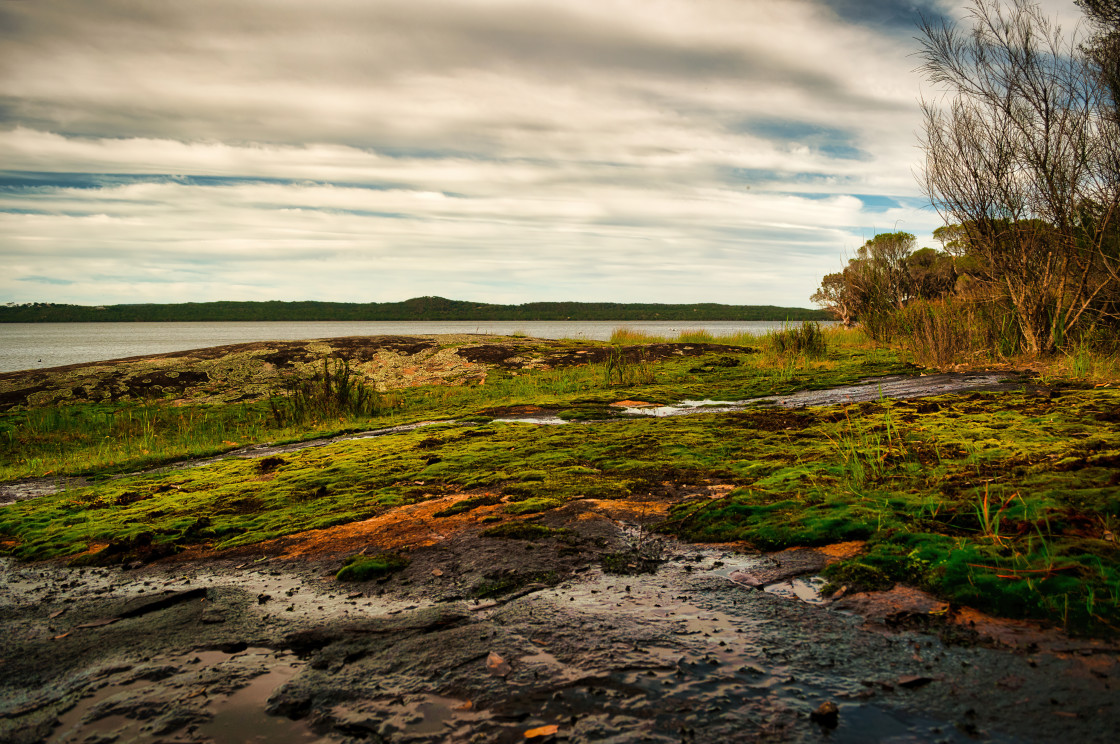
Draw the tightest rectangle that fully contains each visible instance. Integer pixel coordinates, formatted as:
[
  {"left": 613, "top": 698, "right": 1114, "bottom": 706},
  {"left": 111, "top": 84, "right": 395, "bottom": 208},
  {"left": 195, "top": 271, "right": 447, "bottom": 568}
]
[
  {"left": 0, "top": 297, "right": 828, "bottom": 324},
  {"left": 814, "top": 0, "right": 1120, "bottom": 359}
]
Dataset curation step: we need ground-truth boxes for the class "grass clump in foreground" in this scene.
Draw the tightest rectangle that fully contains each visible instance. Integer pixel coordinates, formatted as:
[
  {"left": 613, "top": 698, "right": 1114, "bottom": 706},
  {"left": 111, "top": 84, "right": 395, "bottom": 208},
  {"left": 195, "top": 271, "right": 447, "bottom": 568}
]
[{"left": 336, "top": 552, "right": 409, "bottom": 582}]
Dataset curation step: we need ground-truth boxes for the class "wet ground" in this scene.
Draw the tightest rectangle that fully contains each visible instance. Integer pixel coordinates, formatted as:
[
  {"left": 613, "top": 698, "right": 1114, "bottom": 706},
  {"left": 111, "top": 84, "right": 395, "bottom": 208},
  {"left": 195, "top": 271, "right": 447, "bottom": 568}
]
[
  {"left": 2, "top": 495, "right": 1117, "bottom": 744},
  {"left": 618, "top": 372, "right": 1020, "bottom": 416}
]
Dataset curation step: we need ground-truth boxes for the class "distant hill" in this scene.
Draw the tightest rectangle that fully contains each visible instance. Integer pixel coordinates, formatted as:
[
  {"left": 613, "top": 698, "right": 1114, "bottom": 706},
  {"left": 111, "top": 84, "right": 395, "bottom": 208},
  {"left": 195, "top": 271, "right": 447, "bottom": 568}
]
[{"left": 0, "top": 297, "right": 828, "bottom": 323}]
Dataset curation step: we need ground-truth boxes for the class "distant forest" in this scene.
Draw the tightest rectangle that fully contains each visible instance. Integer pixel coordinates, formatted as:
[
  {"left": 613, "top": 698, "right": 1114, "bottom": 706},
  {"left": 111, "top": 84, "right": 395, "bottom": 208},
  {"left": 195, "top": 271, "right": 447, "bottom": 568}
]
[{"left": 0, "top": 297, "right": 827, "bottom": 323}]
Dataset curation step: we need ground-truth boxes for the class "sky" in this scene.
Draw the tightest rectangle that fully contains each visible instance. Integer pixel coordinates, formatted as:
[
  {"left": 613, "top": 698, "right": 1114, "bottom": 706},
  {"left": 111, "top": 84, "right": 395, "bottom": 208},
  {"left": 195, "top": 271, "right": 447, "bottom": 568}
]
[{"left": 0, "top": 0, "right": 1088, "bottom": 308}]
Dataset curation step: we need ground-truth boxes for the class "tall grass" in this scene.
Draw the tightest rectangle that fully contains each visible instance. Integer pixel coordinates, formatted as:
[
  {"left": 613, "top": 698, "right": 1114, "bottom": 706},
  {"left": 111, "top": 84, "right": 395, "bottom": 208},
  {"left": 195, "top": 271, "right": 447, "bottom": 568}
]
[
  {"left": 0, "top": 401, "right": 276, "bottom": 481},
  {"left": 769, "top": 321, "right": 827, "bottom": 358},
  {"left": 604, "top": 347, "right": 656, "bottom": 386},
  {"left": 895, "top": 298, "right": 1026, "bottom": 369},
  {"left": 268, "top": 357, "right": 381, "bottom": 426},
  {"left": 608, "top": 323, "right": 843, "bottom": 351},
  {"left": 893, "top": 298, "right": 1120, "bottom": 381}
]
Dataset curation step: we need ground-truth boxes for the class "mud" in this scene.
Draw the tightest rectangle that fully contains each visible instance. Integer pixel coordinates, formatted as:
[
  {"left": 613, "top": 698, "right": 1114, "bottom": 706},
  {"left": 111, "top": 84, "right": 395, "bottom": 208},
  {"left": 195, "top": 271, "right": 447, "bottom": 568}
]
[{"left": 2, "top": 498, "right": 1117, "bottom": 744}]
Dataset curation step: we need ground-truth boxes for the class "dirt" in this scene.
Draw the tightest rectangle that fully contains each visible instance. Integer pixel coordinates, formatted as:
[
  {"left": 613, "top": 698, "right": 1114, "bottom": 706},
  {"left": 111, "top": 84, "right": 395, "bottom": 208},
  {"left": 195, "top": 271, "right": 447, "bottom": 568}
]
[{"left": 2, "top": 492, "right": 1118, "bottom": 744}]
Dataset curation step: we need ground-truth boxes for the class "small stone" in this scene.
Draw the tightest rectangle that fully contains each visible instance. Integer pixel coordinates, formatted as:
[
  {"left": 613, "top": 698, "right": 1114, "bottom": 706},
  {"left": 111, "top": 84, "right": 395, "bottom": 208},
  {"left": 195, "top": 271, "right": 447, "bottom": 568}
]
[{"left": 810, "top": 701, "right": 839, "bottom": 727}]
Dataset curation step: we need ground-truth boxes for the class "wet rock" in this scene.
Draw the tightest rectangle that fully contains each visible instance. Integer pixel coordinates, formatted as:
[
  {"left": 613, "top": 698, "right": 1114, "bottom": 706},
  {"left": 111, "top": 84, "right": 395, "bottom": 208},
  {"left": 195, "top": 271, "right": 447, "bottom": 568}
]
[
  {"left": 486, "top": 651, "right": 511, "bottom": 677},
  {"left": 897, "top": 675, "right": 935, "bottom": 689},
  {"left": 118, "top": 588, "right": 209, "bottom": 619},
  {"left": 266, "top": 691, "right": 314, "bottom": 720},
  {"left": 810, "top": 700, "right": 839, "bottom": 727},
  {"left": 726, "top": 549, "right": 828, "bottom": 589}
]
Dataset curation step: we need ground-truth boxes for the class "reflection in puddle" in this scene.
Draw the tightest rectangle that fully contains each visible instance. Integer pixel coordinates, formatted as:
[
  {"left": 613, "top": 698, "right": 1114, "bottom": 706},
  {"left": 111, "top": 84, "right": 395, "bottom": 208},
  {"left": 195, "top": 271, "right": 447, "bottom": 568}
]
[
  {"left": 619, "top": 372, "right": 1014, "bottom": 418},
  {"left": 198, "top": 650, "right": 320, "bottom": 744},
  {"left": 48, "top": 647, "right": 322, "bottom": 744},
  {"left": 492, "top": 415, "right": 569, "bottom": 425},
  {"left": 763, "top": 576, "right": 829, "bottom": 605},
  {"left": 332, "top": 694, "right": 485, "bottom": 740},
  {"left": 621, "top": 399, "right": 741, "bottom": 417}
]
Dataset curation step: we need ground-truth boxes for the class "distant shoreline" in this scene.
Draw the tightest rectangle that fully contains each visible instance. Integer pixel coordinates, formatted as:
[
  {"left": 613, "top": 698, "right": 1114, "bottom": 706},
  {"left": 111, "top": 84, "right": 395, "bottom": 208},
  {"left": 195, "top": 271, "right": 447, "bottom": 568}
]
[{"left": 0, "top": 296, "right": 828, "bottom": 323}]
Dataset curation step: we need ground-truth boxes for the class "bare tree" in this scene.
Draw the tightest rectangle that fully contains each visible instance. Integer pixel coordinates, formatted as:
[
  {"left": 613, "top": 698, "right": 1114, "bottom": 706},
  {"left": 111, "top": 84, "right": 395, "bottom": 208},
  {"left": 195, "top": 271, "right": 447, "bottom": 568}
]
[{"left": 918, "top": 0, "right": 1120, "bottom": 353}]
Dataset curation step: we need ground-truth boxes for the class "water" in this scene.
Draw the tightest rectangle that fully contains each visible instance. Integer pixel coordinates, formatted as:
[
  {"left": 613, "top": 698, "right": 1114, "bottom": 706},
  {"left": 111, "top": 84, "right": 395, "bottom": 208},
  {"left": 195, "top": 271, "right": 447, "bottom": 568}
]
[{"left": 0, "top": 320, "right": 829, "bottom": 374}]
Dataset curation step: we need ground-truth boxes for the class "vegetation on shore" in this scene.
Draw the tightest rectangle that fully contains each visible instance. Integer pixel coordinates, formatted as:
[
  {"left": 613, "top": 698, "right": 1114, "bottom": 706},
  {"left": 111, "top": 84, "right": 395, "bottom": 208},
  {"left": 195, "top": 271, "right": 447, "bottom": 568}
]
[
  {"left": 0, "top": 296, "right": 827, "bottom": 323},
  {"left": 813, "top": 1, "right": 1120, "bottom": 366},
  {"left": 1, "top": 325, "right": 1119, "bottom": 635}
]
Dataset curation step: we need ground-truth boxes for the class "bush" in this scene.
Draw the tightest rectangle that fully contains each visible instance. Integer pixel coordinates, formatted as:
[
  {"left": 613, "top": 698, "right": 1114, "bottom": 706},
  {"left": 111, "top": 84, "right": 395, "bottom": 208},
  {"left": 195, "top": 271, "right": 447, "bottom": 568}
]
[{"left": 897, "top": 298, "right": 1025, "bottom": 368}]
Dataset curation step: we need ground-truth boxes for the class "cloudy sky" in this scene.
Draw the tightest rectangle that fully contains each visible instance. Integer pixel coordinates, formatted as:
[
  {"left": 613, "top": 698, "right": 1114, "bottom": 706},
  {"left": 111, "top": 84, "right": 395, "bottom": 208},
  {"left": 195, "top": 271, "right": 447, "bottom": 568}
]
[{"left": 0, "top": 0, "right": 1087, "bottom": 308}]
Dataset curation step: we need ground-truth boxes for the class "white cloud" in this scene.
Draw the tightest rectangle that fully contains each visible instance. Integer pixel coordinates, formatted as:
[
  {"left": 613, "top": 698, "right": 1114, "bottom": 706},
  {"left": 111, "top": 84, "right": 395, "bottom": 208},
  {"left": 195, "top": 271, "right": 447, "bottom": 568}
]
[{"left": 0, "top": 0, "right": 964, "bottom": 306}]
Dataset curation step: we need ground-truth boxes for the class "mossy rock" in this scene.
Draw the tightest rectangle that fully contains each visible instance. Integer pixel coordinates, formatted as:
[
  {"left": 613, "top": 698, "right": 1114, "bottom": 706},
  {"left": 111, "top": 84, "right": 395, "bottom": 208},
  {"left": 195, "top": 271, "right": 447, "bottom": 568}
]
[
  {"left": 481, "top": 522, "right": 572, "bottom": 540},
  {"left": 336, "top": 552, "right": 409, "bottom": 582},
  {"left": 821, "top": 560, "right": 895, "bottom": 594}
]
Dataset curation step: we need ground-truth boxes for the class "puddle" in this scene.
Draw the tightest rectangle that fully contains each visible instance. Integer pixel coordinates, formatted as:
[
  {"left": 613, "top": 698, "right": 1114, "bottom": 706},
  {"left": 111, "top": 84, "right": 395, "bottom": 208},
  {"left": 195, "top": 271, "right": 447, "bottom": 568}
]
[
  {"left": 48, "top": 646, "right": 321, "bottom": 744},
  {"left": 332, "top": 694, "right": 486, "bottom": 740},
  {"left": 620, "top": 399, "right": 741, "bottom": 417},
  {"left": 491, "top": 415, "right": 569, "bottom": 425},
  {"left": 620, "top": 372, "right": 1016, "bottom": 418},
  {"left": 763, "top": 576, "right": 829, "bottom": 605},
  {"left": 197, "top": 649, "right": 322, "bottom": 744}
]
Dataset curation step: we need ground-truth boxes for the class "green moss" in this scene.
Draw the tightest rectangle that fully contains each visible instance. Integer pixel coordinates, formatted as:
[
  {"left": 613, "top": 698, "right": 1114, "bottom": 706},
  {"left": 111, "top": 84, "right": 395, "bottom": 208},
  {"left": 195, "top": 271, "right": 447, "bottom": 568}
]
[
  {"left": 336, "top": 552, "right": 409, "bottom": 582},
  {"left": 504, "top": 497, "right": 564, "bottom": 515},
  {"left": 433, "top": 493, "right": 503, "bottom": 518},
  {"left": 821, "top": 561, "right": 895, "bottom": 594},
  {"left": 481, "top": 522, "right": 573, "bottom": 540}
]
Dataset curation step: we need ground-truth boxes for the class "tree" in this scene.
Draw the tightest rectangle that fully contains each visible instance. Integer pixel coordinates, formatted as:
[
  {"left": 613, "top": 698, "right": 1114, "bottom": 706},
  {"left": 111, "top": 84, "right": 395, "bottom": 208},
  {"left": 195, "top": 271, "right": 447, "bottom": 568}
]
[
  {"left": 853, "top": 231, "right": 917, "bottom": 310},
  {"left": 811, "top": 232, "right": 919, "bottom": 336},
  {"left": 810, "top": 271, "right": 857, "bottom": 326},
  {"left": 918, "top": 0, "right": 1120, "bottom": 353},
  {"left": 906, "top": 247, "right": 958, "bottom": 300}
]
